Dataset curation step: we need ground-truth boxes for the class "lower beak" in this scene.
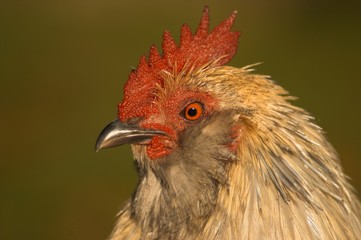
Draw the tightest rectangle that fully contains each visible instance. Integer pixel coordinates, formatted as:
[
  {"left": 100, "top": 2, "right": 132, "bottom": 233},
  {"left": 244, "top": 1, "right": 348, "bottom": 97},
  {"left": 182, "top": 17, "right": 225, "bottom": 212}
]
[{"left": 95, "top": 119, "right": 164, "bottom": 152}]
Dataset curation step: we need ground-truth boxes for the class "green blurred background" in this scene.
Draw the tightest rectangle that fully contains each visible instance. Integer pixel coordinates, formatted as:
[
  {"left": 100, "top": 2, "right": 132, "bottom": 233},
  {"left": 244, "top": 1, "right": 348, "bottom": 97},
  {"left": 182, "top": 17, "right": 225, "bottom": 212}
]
[{"left": 1, "top": 0, "right": 360, "bottom": 239}]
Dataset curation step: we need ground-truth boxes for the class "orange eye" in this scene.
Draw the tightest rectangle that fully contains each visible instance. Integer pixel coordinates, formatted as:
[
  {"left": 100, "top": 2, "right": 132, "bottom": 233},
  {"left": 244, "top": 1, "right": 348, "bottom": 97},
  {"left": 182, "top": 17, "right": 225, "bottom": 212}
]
[{"left": 183, "top": 102, "right": 204, "bottom": 121}]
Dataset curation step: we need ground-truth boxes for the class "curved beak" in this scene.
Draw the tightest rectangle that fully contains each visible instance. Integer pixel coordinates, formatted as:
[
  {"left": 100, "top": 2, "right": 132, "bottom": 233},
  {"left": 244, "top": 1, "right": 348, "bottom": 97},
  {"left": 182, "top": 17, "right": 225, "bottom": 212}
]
[{"left": 95, "top": 119, "right": 164, "bottom": 152}]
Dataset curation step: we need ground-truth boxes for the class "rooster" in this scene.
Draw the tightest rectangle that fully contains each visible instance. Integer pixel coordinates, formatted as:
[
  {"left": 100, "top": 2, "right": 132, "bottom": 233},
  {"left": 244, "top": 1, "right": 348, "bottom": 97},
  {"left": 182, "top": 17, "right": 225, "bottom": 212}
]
[{"left": 96, "top": 7, "right": 361, "bottom": 240}]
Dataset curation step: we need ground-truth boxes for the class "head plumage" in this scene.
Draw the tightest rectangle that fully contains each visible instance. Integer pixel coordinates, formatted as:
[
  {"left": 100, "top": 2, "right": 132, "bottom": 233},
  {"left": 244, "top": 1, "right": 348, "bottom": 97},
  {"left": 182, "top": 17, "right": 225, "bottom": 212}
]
[{"left": 119, "top": 7, "right": 240, "bottom": 121}]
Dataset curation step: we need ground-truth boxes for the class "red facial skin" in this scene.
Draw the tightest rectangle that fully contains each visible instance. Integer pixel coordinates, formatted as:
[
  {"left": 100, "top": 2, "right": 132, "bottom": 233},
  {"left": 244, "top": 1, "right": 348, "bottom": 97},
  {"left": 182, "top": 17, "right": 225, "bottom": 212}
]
[
  {"left": 119, "top": 88, "right": 218, "bottom": 159},
  {"left": 117, "top": 8, "right": 240, "bottom": 160}
]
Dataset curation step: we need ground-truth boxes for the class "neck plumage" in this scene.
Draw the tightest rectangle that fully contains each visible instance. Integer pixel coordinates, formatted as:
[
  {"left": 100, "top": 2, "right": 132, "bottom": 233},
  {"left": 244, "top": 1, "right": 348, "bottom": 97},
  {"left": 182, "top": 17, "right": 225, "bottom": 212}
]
[
  {"left": 110, "top": 98, "right": 361, "bottom": 240},
  {"left": 128, "top": 111, "right": 237, "bottom": 239},
  {"left": 205, "top": 100, "right": 361, "bottom": 239}
]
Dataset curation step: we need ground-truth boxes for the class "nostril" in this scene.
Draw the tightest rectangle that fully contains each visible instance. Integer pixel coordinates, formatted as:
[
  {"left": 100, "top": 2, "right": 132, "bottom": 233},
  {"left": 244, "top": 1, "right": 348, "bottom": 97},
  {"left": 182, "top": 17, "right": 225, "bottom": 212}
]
[{"left": 126, "top": 117, "right": 142, "bottom": 126}]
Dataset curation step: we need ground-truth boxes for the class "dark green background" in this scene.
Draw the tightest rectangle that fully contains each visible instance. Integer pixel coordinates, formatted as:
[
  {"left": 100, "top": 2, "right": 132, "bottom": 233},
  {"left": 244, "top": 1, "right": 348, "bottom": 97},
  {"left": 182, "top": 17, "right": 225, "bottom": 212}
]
[{"left": 1, "top": 0, "right": 360, "bottom": 239}]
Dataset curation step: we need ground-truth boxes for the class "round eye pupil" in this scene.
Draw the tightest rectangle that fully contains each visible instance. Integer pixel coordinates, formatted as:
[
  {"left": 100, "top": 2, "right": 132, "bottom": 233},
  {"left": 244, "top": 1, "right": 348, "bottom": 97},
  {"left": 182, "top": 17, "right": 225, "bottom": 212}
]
[
  {"left": 183, "top": 102, "right": 204, "bottom": 121},
  {"left": 187, "top": 107, "right": 198, "bottom": 117}
]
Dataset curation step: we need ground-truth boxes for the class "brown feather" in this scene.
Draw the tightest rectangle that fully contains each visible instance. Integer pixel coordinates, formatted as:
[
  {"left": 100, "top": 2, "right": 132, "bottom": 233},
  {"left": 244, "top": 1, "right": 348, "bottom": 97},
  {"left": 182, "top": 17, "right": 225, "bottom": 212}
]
[{"left": 109, "top": 65, "right": 361, "bottom": 239}]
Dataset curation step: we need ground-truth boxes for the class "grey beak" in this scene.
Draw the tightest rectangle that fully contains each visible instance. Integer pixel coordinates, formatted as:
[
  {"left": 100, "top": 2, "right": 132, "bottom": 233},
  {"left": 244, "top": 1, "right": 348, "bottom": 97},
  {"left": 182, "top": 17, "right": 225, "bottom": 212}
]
[{"left": 95, "top": 119, "right": 164, "bottom": 152}]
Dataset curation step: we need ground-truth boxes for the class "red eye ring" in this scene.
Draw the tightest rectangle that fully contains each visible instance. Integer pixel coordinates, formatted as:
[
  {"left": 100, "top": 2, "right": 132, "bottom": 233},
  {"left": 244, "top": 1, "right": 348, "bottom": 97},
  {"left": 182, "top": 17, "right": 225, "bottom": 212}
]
[{"left": 183, "top": 102, "right": 204, "bottom": 121}]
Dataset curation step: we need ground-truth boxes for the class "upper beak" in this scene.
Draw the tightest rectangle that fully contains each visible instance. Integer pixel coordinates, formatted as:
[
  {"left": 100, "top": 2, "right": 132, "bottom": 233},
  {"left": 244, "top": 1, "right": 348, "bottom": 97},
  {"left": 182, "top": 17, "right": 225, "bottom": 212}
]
[{"left": 95, "top": 119, "right": 164, "bottom": 152}]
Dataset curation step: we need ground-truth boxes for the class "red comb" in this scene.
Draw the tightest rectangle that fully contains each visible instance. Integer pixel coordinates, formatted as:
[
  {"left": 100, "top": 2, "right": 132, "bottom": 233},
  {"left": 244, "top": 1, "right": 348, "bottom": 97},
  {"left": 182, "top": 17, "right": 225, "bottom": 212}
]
[{"left": 119, "top": 7, "right": 240, "bottom": 121}]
